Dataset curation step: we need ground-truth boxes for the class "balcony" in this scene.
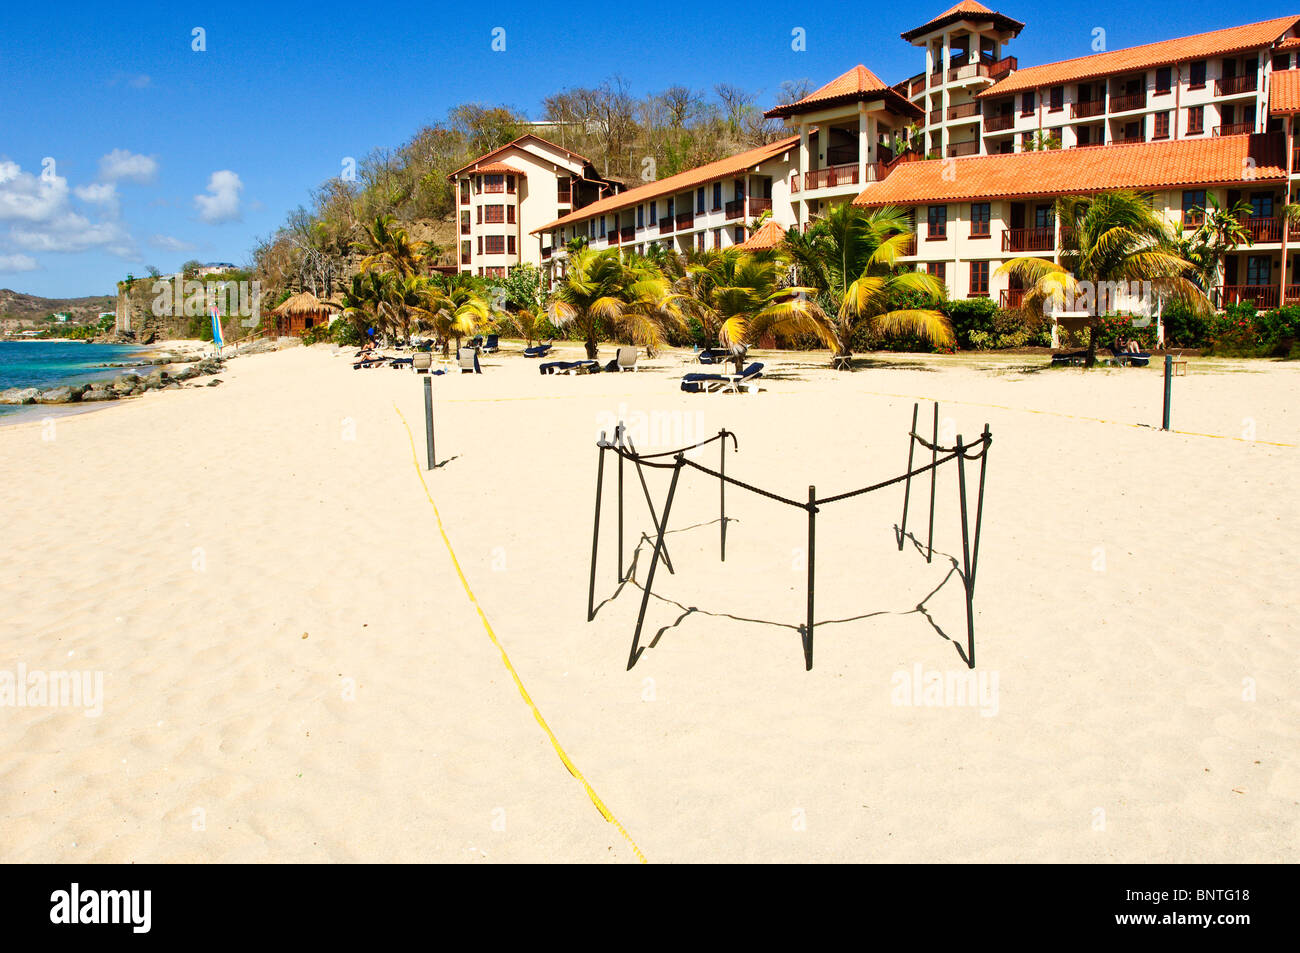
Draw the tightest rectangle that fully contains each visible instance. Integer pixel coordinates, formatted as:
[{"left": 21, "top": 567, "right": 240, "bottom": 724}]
[
  {"left": 1215, "top": 75, "right": 1258, "bottom": 97},
  {"left": 999, "top": 288, "right": 1027, "bottom": 309},
  {"left": 1241, "top": 217, "right": 1283, "bottom": 243},
  {"left": 945, "top": 56, "right": 1016, "bottom": 83},
  {"left": 1216, "top": 284, "right": 1279, "bottom": 309},
  {"left": 1110, "top": 91, "right": 1145, "bottom": 113},
  {"left": 676, "top": 211, "right": 695, "bottom": 230},
  {"left": 556, "top": 191, "right": 571, "bottom": 205},
  {"left": 620, "top": 226, "right": 635, "bottom": 244},
  {"left": 1071, "top": 99, "right": 1105, "bottom": 119},
  {"left": 804, "top": 162, "right": 860, "bottom": 191},
  {"left": 1002, "top": 227, "right": 1054, "bottom": 252},
  {"left": 990, "top": 55, "right": 1017, "bottom": 79},
  {"left": 930, "top": 108, "right": 942, "bottom": 125},
  {"left": 659, "top": 217, "right": 674, "bottom": 236},
  {"left": 947, "top": 102, "right": 980, "bottom": 121},
  {"left": 541, "top": 246, "right": 552, "bottom": 260},
  {"left": 1214, "top": 122, "right": 1255, "bottom": 137},
  {"left": 984, "top": 112, "right": 1015, "bottom": 132},
  {"left": 1112, "top": 133, "right": 1146, "bottom": 145},
  {"left": 947, "top": 140, "right": 980, "bottom": 158},
  {"left": 607, "top": 229, "right": 620, "bottom": 245},
  {"left": 910, "top": 76, "right": 926, "bottom": 96},
  {"left": 748, "top": 197, "right": 772, "bottom": 216}
]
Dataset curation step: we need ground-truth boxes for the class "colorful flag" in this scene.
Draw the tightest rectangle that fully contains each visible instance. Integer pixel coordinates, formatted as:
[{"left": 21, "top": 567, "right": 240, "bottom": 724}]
[{"left": 210, "top": 302, "right": 224, "bottom": 351}]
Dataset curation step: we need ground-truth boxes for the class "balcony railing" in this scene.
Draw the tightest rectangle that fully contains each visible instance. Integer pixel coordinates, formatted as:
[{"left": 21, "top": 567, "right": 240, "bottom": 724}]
[
  {"left": 1112, "top": 133, "right": 1146, "bottom": 145},
  {"left": 1214, "top": 122, "right": 1255, "bottom": 137},
  {"left": 1216, "top": 284, "right": 1279, "bottom": 309},
  {"left": 947, "top": 140, "right": 980, "bottom": 158},
  {"left": 541, "top": 246, "right": 552, "bottom": 260},
  {"left": 1240, "top": 217, "right": 1283, "bottom": 242},
  {"left": 999, "top": 288, "right": 1026, "bottom": 309},
  {"left": 984, "top": 112, "right": 1014, "bottom": 132},
  {"left": 659, "top": 217, "right": 674, "bottom": 235},
  {"left": 990, "top": 55, "right": 1017, "bottom": 78},
  {"left": 1071, "top": 99, "right": 1105, "bottom": 119},
  {"left": 1110, "top": 91, "right": 1145, "bottom": 112},
  {"left": 1002, "top": 227, "right": 1055, "bottom": 252},
  {"left": 675, "top": 211, "right": 695, "bottom": 230},
  {"left": 897, "top": 235, "right": 917, "bottom": 256},
  {"left": 1293, "top": 147, "right": 1300, "bottom": 172},
  {"left": 910, "top": 77, "right": 926, "bottom": 96},
  {"left": 1215, "top": 75, "right": 1258, "bottom": 97},
  {"left": 930, "top": 108, "right": 942, "bottom": 125},
  {"left": 804, "top": 162, "right": 860, "bottom": 191},
  {"left": 607, "top": 229, "right": 620, "bottom": 245},
  {"left": 620, "top": 226, "right": 635, "bottom": 243},
  {"left": 556, "top": 191, "right": 571, "bottom": 205},
  {"left": 948, "top": 102, "right": 980, "bottom": 121},
  {"left": 724, "top": 198, "right": 746, "bottom": 219}
]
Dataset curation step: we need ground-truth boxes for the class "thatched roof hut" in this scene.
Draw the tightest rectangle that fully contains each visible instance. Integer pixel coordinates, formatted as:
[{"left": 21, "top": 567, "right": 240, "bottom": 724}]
[{"left": 270, "top": 292, "right": 337, "bottom": 336}]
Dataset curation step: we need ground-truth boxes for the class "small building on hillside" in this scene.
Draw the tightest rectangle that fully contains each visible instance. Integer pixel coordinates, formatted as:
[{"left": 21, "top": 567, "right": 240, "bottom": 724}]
[{"left": 269, "top": 292, "right": 336, "bottom": 336}]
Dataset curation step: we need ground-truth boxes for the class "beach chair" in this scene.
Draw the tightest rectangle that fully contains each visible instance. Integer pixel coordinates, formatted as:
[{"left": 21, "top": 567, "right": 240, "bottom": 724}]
[
  {"left": 696, "top": 347, "right": 729, "bottom": 364},
  {"left": 1050, "top": 349, "right": 1088, "bottom": 366},
  {"left": 412, "top": 352, "right": 433, "bottom": 373},
  {"left": 540, "top": 359, "right": 599, "bottom": 375},
  {"left": 481, "top": 334, "right": 500, "bottom": 354},
  {"left": 612, "top": 345, "right": 638, "bottom": 372},
  {"left": 458, "top": 348, "right": 482, "bottom": 374},
  {"left": 680, "top": 362, "right": 764, "bottom": 393},
  {"left": 467, "top": 335, "right": 483, "bottom": 350},
  {"left": 1105, "top": 344, "right": 1150, "bottom": 367},
  {"left": 352, "top": 353, "right": 387, "bottom": 369},
  {"left": 523, "top": 339, "right": 554, "bottom": 358}
]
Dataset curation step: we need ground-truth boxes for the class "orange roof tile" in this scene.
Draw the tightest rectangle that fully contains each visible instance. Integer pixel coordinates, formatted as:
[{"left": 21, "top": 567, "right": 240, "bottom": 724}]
[
  {"left": 1270, "top": 69, "right": 1300, "bottom": 113},
  {"left": 902, "top": 2, "right": 1025, "bottom": 42},
  {"left": 765, "top": 65, "right": 923, "bottom": 119},
  {"left": 448, "top": 134, "right": 591, "bottom": 180},
  {"left": 532, "top": 136, "right": 800, "bottom": 234},
  {"left": 739, "top": 220, "right": 786, "bottom": 250},
  {"left": 978, "top": 16, "right": 1300, "bottom": 98},
  {"left": 466, "top": 161, "right": 526, "bottom": 176},
  {"left": 1278, "top": 36, "right": 1300, "bottom": 50},
  {"left": 852, "top": 134, "right": 1286, "bottom": 207}
]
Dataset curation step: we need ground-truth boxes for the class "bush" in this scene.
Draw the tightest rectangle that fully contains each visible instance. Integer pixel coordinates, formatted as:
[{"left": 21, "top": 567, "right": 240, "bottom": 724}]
[
  {"left": 330, "top": 320, "right": 362, "bottom": 347},
  {"left": 940, "top": 298, "right": 999, "bottom": 349},
  {"left": 1160, "top": 300, "right": 1205, "bottom": 348}
]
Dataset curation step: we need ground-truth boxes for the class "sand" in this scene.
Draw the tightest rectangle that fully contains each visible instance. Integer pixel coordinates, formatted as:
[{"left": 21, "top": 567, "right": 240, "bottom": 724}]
[{"left": 0, "top": 341, "right": 1296, "bottom": 863}]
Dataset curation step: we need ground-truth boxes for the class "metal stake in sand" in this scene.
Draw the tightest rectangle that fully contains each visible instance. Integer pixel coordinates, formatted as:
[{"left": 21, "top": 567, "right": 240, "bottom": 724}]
[
  {"left": 627, "top": 454, "right": 685, "bottom": 670},
  {"left": 1161, "top": 354, "right": 1173, "bottom": 431},
  {"left": 617, "top": 422, "right": 625, "bottom": 583},
  {"left": 898, "top": 402, "right": 919, "bottom": 550},
  {"left": 587, "top": 434, "right": 608, "bottom": 622},
  {"left": 927, "top": 402, "right": 938, "bottom": 563},
  {"left": 423, "top": 376, "right": 436, "bottom": 470},
  {"left": 956, "top": 435, "right": 976, "bottom": 669},
  {"left": 802, "top": 485, "right": 817, "bottom": 671}
]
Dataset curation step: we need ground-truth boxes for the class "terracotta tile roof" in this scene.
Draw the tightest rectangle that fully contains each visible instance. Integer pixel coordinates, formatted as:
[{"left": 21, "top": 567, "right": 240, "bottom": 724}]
[
  {"left": 902, "top": 2, "right": 1025, "bottom": 43},
  {"left": 466, "top": 161, "right": 526, "bottom": 176},
  {"left": 764, "top": 65, "right": 923, "bottom": 120},
  {"left": 1278, "top": 36, "right": 1300, "bottom": 50},
  {"left": 977, "top": 15, "right": 1300, "bottom": 98},
  {"left": 1270, "top": 68, "right": 1300, "bottom": 113},
  {"left": 448, "top": 134, "right": 591, "bottom": 179},
  {"left": 852, "top": 134, "right": 1286, "bottom": 207},
  {"left": 738, "top": 220, "right": 786, "bottom": 250},
  {"left": 532, "top": 136, "right": 800, "bottom": 234}
]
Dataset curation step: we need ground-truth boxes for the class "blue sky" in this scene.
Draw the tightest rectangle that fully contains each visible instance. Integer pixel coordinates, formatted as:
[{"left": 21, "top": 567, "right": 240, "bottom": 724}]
[{"left": 0, "top": 0, "right": 1293, "bottom": 297}]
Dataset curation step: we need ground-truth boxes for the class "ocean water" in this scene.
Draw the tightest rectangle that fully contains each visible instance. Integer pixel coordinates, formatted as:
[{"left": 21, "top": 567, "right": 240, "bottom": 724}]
[{"left": 0, "top": 341, "right": 152, "bottom": 417}]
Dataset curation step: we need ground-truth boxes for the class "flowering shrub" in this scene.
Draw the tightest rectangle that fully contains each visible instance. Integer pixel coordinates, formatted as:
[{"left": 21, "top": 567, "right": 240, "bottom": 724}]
[{"left": 1204, "top": 304, "right": 1300, "bottom": 357}]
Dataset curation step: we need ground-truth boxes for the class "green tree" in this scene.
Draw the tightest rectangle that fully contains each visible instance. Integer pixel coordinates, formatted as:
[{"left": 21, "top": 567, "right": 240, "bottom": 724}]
[{"left": 547, "top": 248, "right": 683, "bottom": 358}]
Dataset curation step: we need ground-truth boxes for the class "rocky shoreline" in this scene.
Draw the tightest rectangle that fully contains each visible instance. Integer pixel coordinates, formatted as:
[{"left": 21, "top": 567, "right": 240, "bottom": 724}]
[{"left": 0, "top": 338, "right": 285, "bottom": 407}]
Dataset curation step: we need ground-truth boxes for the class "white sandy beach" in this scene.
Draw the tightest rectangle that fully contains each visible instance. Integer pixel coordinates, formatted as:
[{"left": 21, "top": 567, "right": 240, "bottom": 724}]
[{"left": 0, "top": 341, "right": 1296, "bottom": 863}]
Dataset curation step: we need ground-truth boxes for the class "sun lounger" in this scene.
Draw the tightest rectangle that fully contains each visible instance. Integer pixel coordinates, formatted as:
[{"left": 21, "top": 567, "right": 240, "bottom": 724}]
[
  {"left": 696, "top": 347, "right": 730, "bottom": 364},
  {"left": 540, "top": 359, "right": 599, "bottom": 375},
  {"left": 481, "top": 334, "right": 500, "bottom": 354},
  {"left": 352, "top": 353, "right": 388, "bottom": 369},
  {"left": 1105, "top": 345, "right": 1150, "bottom": 367},
  {"left": 680, "top": 361, "right": 764, "bottom": 393},
  {"left": 1050, "top": 350, "right": 1088, "bottom": 366},
  {"left": 412, "top": 352, "right": 433, "bottom": 373},
  {"left": 523, "top": 340, "right": 554, "bottom": 358},
  {"left": 458, "top": 348, "right": 482, "bottom": 374},
  {"left": 611, "top": 345, "right": 638, "bottom": 372}
]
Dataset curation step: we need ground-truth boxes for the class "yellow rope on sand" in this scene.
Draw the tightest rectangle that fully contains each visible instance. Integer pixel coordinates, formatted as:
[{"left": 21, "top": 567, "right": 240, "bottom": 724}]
[{"left": 394, "top": 405, "right": 647, "bottom": 864}]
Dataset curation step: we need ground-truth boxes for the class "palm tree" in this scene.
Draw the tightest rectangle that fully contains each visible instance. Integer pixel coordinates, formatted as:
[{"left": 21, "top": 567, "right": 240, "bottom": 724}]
[
  {"left": 677, "top": 246, "right": 826, "bottom": 372},
  {"left": 353, "top": 215, "right": 423, "bottom": 279},
  {"left": 1178, "top": 194, "right": 1254, "bottom": 292},
  {"left": 547, "top": 248, "right": 683, "bottom": 358},
  {"left": 999, "top": 190, "right": 1209, "bottom": 367},
  {"left": 783, "top": 203, "right": 950, "bottom": 367},
  {"left": 422, "top": 273, "right": 490, "bottom": 354}
]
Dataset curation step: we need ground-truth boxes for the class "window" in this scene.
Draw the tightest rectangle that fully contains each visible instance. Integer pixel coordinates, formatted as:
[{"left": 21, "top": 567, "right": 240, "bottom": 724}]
[
  {"left": 969, "top": 261, "right": 990, "bottom": 296},
  {"left": 712, "top": 183, "right": 723, "bottom": 210},
  {"left": 1189, "top": 60, "right": 1206, "bottom": 89},
  {"left": 1274, "top": 53, "right": 1292, "bottom": 71},
  {"left": 557, "top": 178, "right": 571, "bottom": 202},
  {"left": 484, "top": 236, "right": 505, "bottom": 255},
  {"left": 460, "top": 211, "right": 470, "bottom": 234},
  {"left": 1020, "top": 91, "right": 1035, "bottom": 115},
  {"left": 1034, "top": 204, "right": 1054, "bottom": 229},
  {"left": 970, "top": 202, "right": 991, "bottom": 237},
  {"left": 696, "top": 232, "right": 706, "bottom": 252},
  {"left": 460, "top": 240, "right": 471, "bottom": 264},
  {"left": 1153, "top": 112, "right": 1170, "bottom": 140},
  {"left": 928, "top": 261, "right": 946, "bottom": 283},
  {"left": 506, "top": 175, "right": 516, "bottom": 194},
  {"left": 1049, "top": 86, "right": 1063, "bottom": 111},
  {"left": 649, "top": 201, "right": 658, "bottom": 224},
  {"left": 484, "top": 205, "right": 505, "bottom": 224},
  {"left": 1155, "top": 67, "right": 1172, "bottom": 95},
  {"left": 507, "top": 235, "right": 516, "bottom": 255},
  {"left": 599, "top": 217, "right": 606, "bottom": 238},
  {"left": 712, "top": 228, "right": 722, "bottom": 249},
  {"left": 1187, "top": 105, "right": 1205, "bottom": 135},
  {"left": 666, "top": 198, "right": 675, "bottom": 218},
  {"left": 1250, "top": 193, "right": 1274, "bottom": 218},
  {"left": 637, "top": 205, "right": 644, "bottom": 228},
  {"left": 507, "top": 206, "right": 516, "bottom": 224},
  {"left": 1246, "top": 255, "right": 1271, "bottom": 286},
  {"left": 1076, "top": 126, "right": 1093, "bottom": 147},
  {"left": 927, "top": 205, "right": 947, "bottom": 239},
  {"left": 1020, "top": 131, "right": 1034, "bottom": 150},
  {"left": 460, "top": 181, "right": 470, "bottom": 204},
  {"left": 733, "top": 227, "right": 744, "bottom": 244},
  {"left": 1182, "top": 190, "right": 1206, "bottom": 226},
  {"left": 734, "top": 178, "right": 745, "bottom": 200},
  {"left": 484, "top": 174, "right": 504, "bottom": 193},
  {"left": 476, "top": 205, "right": 483, "bottom": 225},
  {"left": 697, "top": 187, "right": 705, "bottom": 213},
  {"left": 477, "top": 236, "right": 483, "bottom": 255}
]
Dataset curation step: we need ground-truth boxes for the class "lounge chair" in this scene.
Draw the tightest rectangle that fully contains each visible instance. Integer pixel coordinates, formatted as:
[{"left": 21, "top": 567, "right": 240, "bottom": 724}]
[
  {"left": 458, "top": 348, "right": 482, "bottom": 374},
  {"left": 696, "top": 347, "right": 729, "bottom": 364},
  {"left": 540, "top": 359, "right": 599, "bottom": 375},
  {"left": 352, "top": 353, "right": 387, "bottom": 369},
  {"left": 612, "top": 345, "right": 638, "bottom": 372},
  {"left": 680, "top": 361, "right": 764, "bottom": 393},
  {"left": 523, "top": 339, "right": 554, "bottom": 358},
  {"left": 481, "top": 334, "right": 500, "bottom": 354},
  {"left": 1050, "top": 349, "right": 1088, "bottom": 366},
  {"left": 412, "top": 352, "right": 433, "bottom": 373},
  {"left": 467, "top": 335, "right": 483, "bottom": 350},
  {"left": 1105, "top": 344, "right": 1150, "bottom": 367}
]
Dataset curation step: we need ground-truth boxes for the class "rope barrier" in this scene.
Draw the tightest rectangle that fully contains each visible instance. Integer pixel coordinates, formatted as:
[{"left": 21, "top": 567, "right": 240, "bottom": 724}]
[{"left": 395, "top": 404, "right": 648, "bottom": 864}]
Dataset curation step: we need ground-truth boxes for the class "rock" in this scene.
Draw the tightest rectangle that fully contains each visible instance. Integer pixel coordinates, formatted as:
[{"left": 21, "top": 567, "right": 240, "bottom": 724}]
[
  {"left": 194, "top": 359, "right": 223, "bottom": 375},
  {"left": 81, "top": 388, "right": 115, "bottom": 401},
  {"left": 143, "top": 370, "right": 169, "bottom": 389},
  {"left": 0, "top": 387, "right": 40, "bottom": 405},
  {"left": 206, "top": 379, "right": 223, "bottom": 386},
  {"left": 111, "top": 374, "right": 140, "bottom": 394},
  {"left": 36, "top": 386, "right": 76, "bottom": 404},
  {"left": 172, "top": 366, "right": 200, "bottom": 381}
]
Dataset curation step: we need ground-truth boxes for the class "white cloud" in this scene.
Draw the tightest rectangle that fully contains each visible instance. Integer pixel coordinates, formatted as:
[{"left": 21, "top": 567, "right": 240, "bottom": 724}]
[
  {"left": 74, "top": 181, "right": 120, "bottom": 217},
  {"left": 0, "top": 253, "right": 39, "bottom": 273},
  {"left": 194, "top": 170, "right": 242, "bottom": 224},
  {"left": 128, "top": 74, "right": 152, "bottom": 89},
  {"left": 0, "top": 159, "right": 137, "bottom": 260},
  {"left": 98, "top": 148, "right": 158, "bottom": 184},
  {"left": 149, "top": 234, "right": 196, "bottom": 252},
  {"left": 0, "top": 160, "right": 70, "bottom": 222},
  {"left": 9, "top": 212, "right": 134, "bottom": 257}
]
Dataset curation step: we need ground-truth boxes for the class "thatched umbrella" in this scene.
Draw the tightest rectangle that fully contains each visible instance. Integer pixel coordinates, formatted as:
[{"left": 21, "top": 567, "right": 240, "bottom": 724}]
[{"left": 270, "top": 291, "right": 337, "bottom": 336}]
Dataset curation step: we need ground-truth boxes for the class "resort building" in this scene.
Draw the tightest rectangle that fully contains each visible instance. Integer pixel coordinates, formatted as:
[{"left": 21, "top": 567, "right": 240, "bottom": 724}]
[
  {"left": 448, "top": 135, "right": 623, "bottom": 278},
  {"left": 528, "top": 7, "right": 1300, "bottom": 310}
]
